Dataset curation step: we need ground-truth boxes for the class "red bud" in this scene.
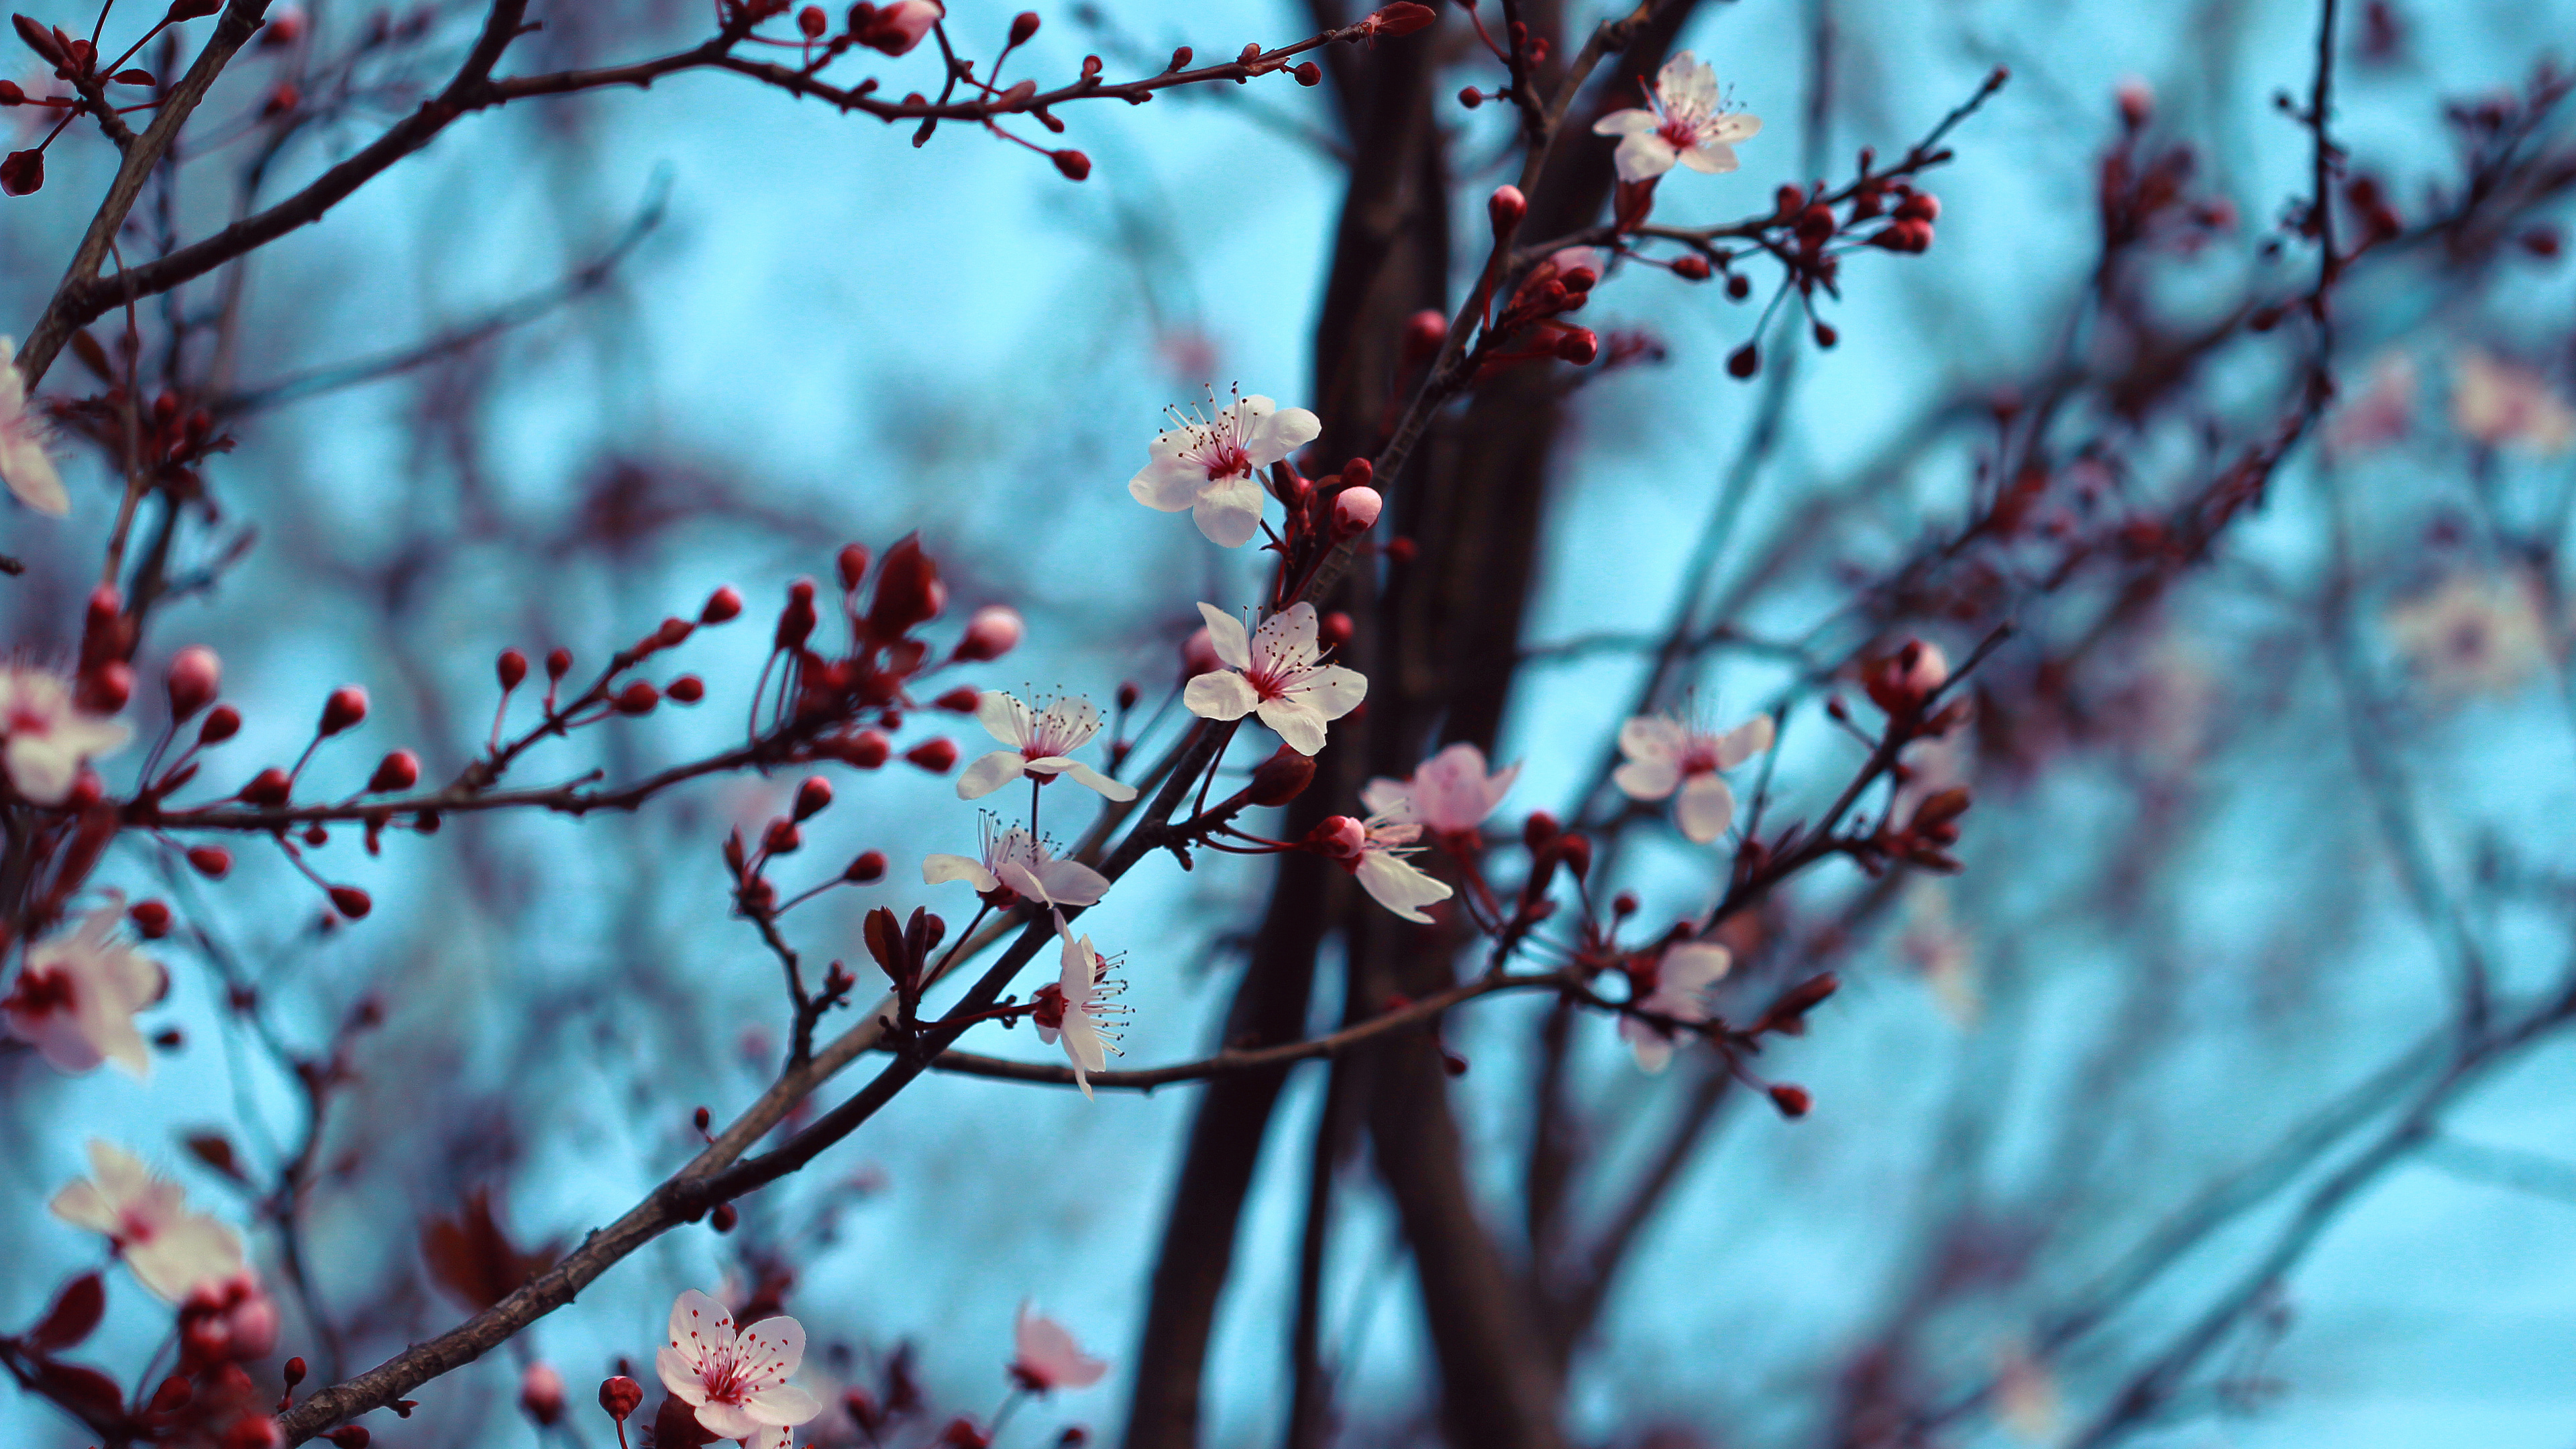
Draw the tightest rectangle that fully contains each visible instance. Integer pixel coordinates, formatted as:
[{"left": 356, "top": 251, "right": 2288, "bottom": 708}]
[
  {"left": 1008, "top": 10, "right": 1038, "bottom": 44},
  {"left": 1053, "top": 148, "right": 1091, "bottom": 181},
  {"left": 837, "top": 543, "right": 872, "bottom": 593},
  {"left": 794, "top": 775, "right": 834, "bottom": 820},
  {"left": 844, "top": 850, "right": 888, "bottom": 883},
  {"left": 1368, "top": 1, "right": 1437, "bottom": 36},
  {"left": 0, "top": 146, "right": 38, "bottom": 195},
  {"left": 130, "top": 899, "right": 173, "bottom": 938},
  {"left": 545, "top": 647, "right": 572, "bottom": 681},
  {"left": 317, "top": 686, "right": 368, "bottom": 737},
  {"left": 368, "top": 749, "right": 420, "bottom": 794},
  {"left": 1332, "top": 486, "right": 1382, "bottom": 538},
  {"left": 955, "top": 604, "right": 1024, "bottom": 661},
  {"left": 1488, "top": 184, "right": 1526, "bottom": 236},
  {"left": 904, "top": 738, "right": 958, "bottom": 773},
  {"left": 701, "top": 586, "right": 744, "bottom": 624},
  {"left": 240, "top": 767, "right": 290, "bottom": 806},
  {"left": 1727, "top": 342, "right": 1760, "bottom": 379},
  {"left": 329, "top": 887, "right": 372, "bottom": 920},
  {"left": 598, "top": 1376, "right": 643, "bottom": 1421},
  {"left": 666, "top": 675, "right": 706, "bottom": 704},
  {"left": 167, "top": 646, "right": 221, "bottom": 721},
  {"left": 1246, "top": 745, "right": 1315, "bottom": 806},
  {"left": 496, "top": 648, "right": 528, "bottom": 692},
  {"left": 198, "top": 704, "right": 241, "bottom": 745},
  {"left": 1768, "top": 1083, "right": 1812, "bottom": 1118},
  {"left": 1672, "top": 254, "right": 1712, "bottom": 280},
  {"left": 612, "top": 681, "right": 659, "bottom": 715},
  {"left": 187, "top": 845, "right": 232, "bottom": 879}
]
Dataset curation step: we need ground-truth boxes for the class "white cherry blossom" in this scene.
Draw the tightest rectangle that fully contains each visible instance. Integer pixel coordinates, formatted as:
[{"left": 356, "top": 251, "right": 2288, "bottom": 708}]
[
  {"left": 1360, "top": 742, "right": 1520, "bottom": 837},
  {"left": 0, "top": 336, "right": 66, "bottom": 516},
  {"left": 1036, "top": 918, "right": 1129, "bottom": 1099},
  {"left": 1591, "top": 51, "right": 1761, "bottom": 184},
  {"left": 4, "top": 903, "right": 166, "bottom": 1076},
  {"left": 1182, "top": 603, "right": 1366, "bottom": 756},
  {"left": 49, "top": 1140, "right": 248, "bottom": 1302},
  {"left": 1613, "top": 709, "right": 1774, "bottom": 844},
  {"left": 923, "top": 816, "right": 1110, "bottom": 909},
  {"left": 656, "top": 1289, "right": 822, "bottom": 1445},
  {"left": 1128, "top": 391, "right": 1320, "bottom": 547},
  {"left": 2453, "top": 348, "right": 2575, "bottom": 453},
  {"left": 0, "top": 665, "right": 132, "bottom": 805},
  {"left": 956, "top": 691, "right": 1137, "bottom": 802},
  {"left": 1313, "top": 812, "right": 1454, "bottom": 924},
  {"left": 1010, "top": 1302, "right": 1108, "bottom": 1393},
  {"left": 1620, "top": 941, "right": 1731, "bottom": 1073}
]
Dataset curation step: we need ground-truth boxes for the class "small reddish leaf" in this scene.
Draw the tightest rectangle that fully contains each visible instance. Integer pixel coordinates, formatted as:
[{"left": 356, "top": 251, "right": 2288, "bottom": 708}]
[
  {"left": 420, "top": 1188, "right": 561, "bottom": 1311},
  {"left": 1, "top": 148, "right": 43, "bottom": 196},
  {"left": 183, "top": 1132, "right": 246, "bottom": 1181},
  {"left": 31, "top": 1358, "right": 127, "bottom": 1428},
  {"left": 110, "top": 68, "right": 153, "bottom": 85},
  {"left": 23, "top": 1273, "right": 103, "bottom": 1352}
]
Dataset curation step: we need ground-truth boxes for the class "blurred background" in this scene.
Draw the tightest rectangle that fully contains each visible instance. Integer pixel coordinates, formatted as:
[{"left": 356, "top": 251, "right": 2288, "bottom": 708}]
[{"left": 5, "top": 0, "right": 2576, "bottom": 1445}]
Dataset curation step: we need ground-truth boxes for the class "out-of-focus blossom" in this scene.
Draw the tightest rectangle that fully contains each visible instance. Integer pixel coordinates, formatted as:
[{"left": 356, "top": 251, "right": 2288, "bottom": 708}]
[
  {"left": 956, "top": 692, "right": 1136, "bottom": 802},
  {"left": 1034, "top": 918, "right": 1128, "bottom": 1099},
  {"left": 854, "top": 0, "right": 943, "bottom": 56},
  {"left": 1901, "top": 881, "right": 1980, "bottom": 1028},
  {"left": 521, "top": 1360, "right": 568, "bottom": 1425},
  {"left": 657, "top": 1289, "right": 822, "bottom": 1444},
  {"left": 0, "top": 665, "right": 132, "bottom": 804},
  {"left": 1613, "top": 710, "right": 1774, "bottom": 843},
  {"left": 2324, "top": 352, "right": 2416, "bottom": 457},
  {"left": 1994, "top": 1338, "right": 2062, "bottom": 1443},
  {"left": 0, "top": 335, "right": 64, "bottom": 516},
  {"left": 1311, "top": 812, "right": 1454, "bottom": 923},
  {"left": 1621, "top": 941, "right": 1731, "bottom": 1073},
  {"left": 1183, "top": 603, "right": 1366, "bottom": 755},
  {"left": 924, "top": 817, "right": 1109, "bottom": 908},
  {"left": 2451, "top": 349, "right": 2575, "bottom": 453},
  {"left": 1360, "top": 742, "right": 1520, "bottom": 838},
  {"left": 1010, "top": 1303, "right": 1108, "bottom": 1393},
  {"left": 179, "top": 1269, "right": 280, "bottom": 1367},
  {"left": 5, "top": 906, "right": 166, "bottom": 1076},
  {"left": 1128, "top": 392, "right": 1320, "bottom": 547},
  {"left": 2385, "top": 570, "right": 2551, "bottom": 700},
  {"left": 49, "top": 1140, "right": 248, "bottom": 1302},
  {"left": 1591, "top": 51, "right": 1761, "bottom": 184}
]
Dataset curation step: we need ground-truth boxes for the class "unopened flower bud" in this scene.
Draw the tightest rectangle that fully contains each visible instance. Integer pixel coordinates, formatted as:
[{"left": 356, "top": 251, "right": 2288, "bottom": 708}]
[
  {"left": 598, "top": 1375, "right": 644, "bottom": 1421},
  {"left": 701, "top": 586, "right": 744, "bottom": 624},
  {"left": 199, "top": 704, "right": 241, "bottom": 745},
  {"left": 1725, "top": 273, "right": 1751, "bottom": 300},
  {"left": 1727, "top": 342, "right": 1760, "bottom": 379},
  {"left": 1401, "top": 308, "right": 1450, "bottom": 360},
  {"left": 1332, "top": 486, "right": 1383, "bottom": 538},
  {"left": 1293, "top": 60, "right": 1321, "bottom": 85},
  {"left": 841, "top": 729, "right": 892, "bottom": 768},
  {"left": 794, "top": 775, "right": 834, "bottom": 820},
  {"left": 1554, "top": 327, "right": 1599, "bottom": 365},
  {"left": 613, "top": 681, "right": 660, "bottom": 715},
  {"left": 496, "top": 648, "right": 529, "bottom": 692},
  {"left": 868, "top": 535, "right": 945, "bottom": 635},
  {"left": 905, "top": 738, "right": 958, "bottom": 773},
  {"left": 777, "top": 579, "right": 820, "bottom": 651},
  {"left": 934, "top": 686, "right": 980, "bottom": 712},
  {"left": 1053, "top": 149, "right": 1091, "bottom": 181},
  {"left": 955, "top": 604, "right": 1024, "bottom": 661},
  {"left": 1488, "top": 184, "right": 1526, "bottom": 236},
  {"left": 1116, "top": 681, "right": 1141, "bottom": 710},
  {"left": 667, "top": 675, "right": 706, "bottom": 704},
  {"left": 845, "top": 849, "right": 888, "bottom": 883},
  {"left": 1308, "top": 814, "right": 1366, "bottom": 861},
  {"left": 762, "top": 819, "right": 802, "bottom": 857},
  {"left": 2114, "top": 75, "right": 2153, "bottom": 128},
  {"left": 653, "top": 616, "right": 693, "bottom": 651},
  {"left": 329, "top": 886, "right": 371, "bottom": 920},
  {"left": 1672, "top": 254, "right": 1712, "bottom": 280},
  {"left": 1246, "top": 745, "right": 1315, "bottom": 806},
  {"left": 1319, "top": 610, "right": 1354, "bottom": 647},
  {"left": 1459, "top": 84, "right": 1484, "bottom": 107},
  {"left": 1768, "top": 1083, "right": 1813, "bottom": 1118},
  {"left": 86, "top": 660, "right": 133, "bottom": 714},
  {"left": 131, "top": 899, "right": 173, "bottom": 938},
  {"left": 520, "top": 1362, "right": 566, "bottom": 1426},
  {"left": 856, "top": 0, "right": 943, "bottom": 55},
  {"left": 1522, "top": 810, "right": 1559, "bottom": 851},
  {"left": 368, "top": 749, "right": 420, "bottom": 794},
  {"left": 1812, "top": 321, "right": 1839, "bottom": 349},
  {"left": 545, "top": 647, "right": 572, "bottom": 682},
  {"left": 241, "top": 767, "right": 290, "bottom": 806},
  {"left": 1556, "top": 833, "right": 1592, "bottom": 881},
  {"left": 167, "top": 646, "right": 222, "bottom": 721},
  {"left": 1008, "top": 9, "right": 1038, "bottom": 44},
  {"left": 319, "top": 686, "right": 368, "bottom": 736},
  {"left": 711, "top": 1201, "right": 739, "bottom": 1232},
  {"left": 836, "top": 543, "right": 873, "bottom": 594}
]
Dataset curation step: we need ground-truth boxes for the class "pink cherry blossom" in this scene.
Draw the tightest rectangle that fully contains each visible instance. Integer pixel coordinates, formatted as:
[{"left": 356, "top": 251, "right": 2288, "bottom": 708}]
[
  {"left": 2385, "top": 569, "right": 2551, "bottom": 699},
  {"left": 0, "top": 335, "right": 66, "bottom": 516},
  {"left": 1034, "top": 917, "right": 1129, "bottom": 1099},
  {"left": 656, "top": 1289, "right": 822, "bottom": 1445},
  {"left": 1010, "top": 1302, "right": 1108, "bottom": 1393},
  {"left": 178, "top": 1269, "right": 280, "bottom": 1367},
  {"left": 956, "top": 691, "right": 1137, "bottom": 802},
  {"left": 1591, "top": 51, "right": 1762, "bottom": 184},
  {"left": 1613, "top": 710, "right": 1773, "bottom": 843},
  {"left": 5, "top": 903, "right": 166, "bottom": 1076},
  {"left": 1312, "top": 812, "right": 1454, "bottom": 923},
  {"left": 0, "top": 665, "right": 132, "bottom": 805},
  {"left": 1182, "top": 602, "right": 1366, "bottom": 756},
  {"left": 1128, "top": 391, "right": 1321, "bottom": 547},
  {"left": 1360, "top": 742, "right": 1521, "bottom": 837},
  {"left": 923, "top": 816, "right": 1110, "bottom": 908},
  {"left": 1619, "top": 941, "right": 1731, "bottom": 1073},
  {"left": 49, "top": 1140, "right": 248, "bottom": 1302},
  {"left": 2452, "top": 348, "right": 2575, "bottom": 453}
]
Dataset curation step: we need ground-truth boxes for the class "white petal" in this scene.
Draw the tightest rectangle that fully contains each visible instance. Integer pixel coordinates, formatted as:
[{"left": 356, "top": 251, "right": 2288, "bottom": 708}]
[
  {"left": 1614, "top": 133, "right": 1680, "bottom": 184},
  {"left": 1355, "top": 852, "right": 1453, "bottom": 924},
  {"left": 657, "top": 1344, "right": 711, "bottom": 1403},
  {"left": 735, "top": 1315, "right": 808, "bottom": 1387},
  {"left": 666, "top": 1289, "right": 735, "bottom": 1377},
  {"left": 1286, "top": 663, "right": 1366, "bottom": 721},
  {"left": 1057, "top": 760, "right": 1139, "bottom": 802},
  {"left": 1254, "top": 602, "right": 1320, "bottom": 663},
  {"left": 1592, "top": 107, "right": 1661, "bottom": 136},
  {"left": 745, "top": 1383, "right": 822, "bottom": 1428},
  {"left": 975, "top": 690, "right": 1034, "bottom": 748},
  {"left": 1358, "top": 778, "right": 1412, "bottom": 819},
  {"left": 3, "top": 439, "right": 67, "bottom": 517},
  {"left": 1618, "top": 715, "right": 1685, "bottom": 763},
  {"left": 1038, "top": 696, "right": 1102, "bottom": 749},
  {"left": 1244, "top": 405, "right": 1321, "bottom": 467},
  {"left": 1613, "top": 757, "right": 1680, "bottom": 802},
  {"left": 955, "top": 751, "right": 1027, "bottom": 800},
  {"left": 696, "top": 1400, "right": 763, "bottom": 1440},
  {"left": 1129, "top": 459, "right": 1204, "bottom": 513},
  {"left": 1191, "top": 472, "right": 1266, "bottom": 548},
  {"left": 1256, "top": 698, "right": 1330, "bottom": 756},
  {"left": 1705, "top": 111, "right": 1762, "bottom": 143},
  {"left": 1674, "top": 772, "right": 1736, "bottom": 843},
  {"left": 1678, "top": 142, "right": 1737, "bottom": 174},
  {"left": 1184, "top": 671, "right": 1258, "bottom": 722},
  {"left": 1664, "top": 942, "right": 1733, "bottom": 992},
  {"left": 1036, "top": 859, "right": 1111, "bottom": 906},
  {"left": 1620, "top": 1016, "right": 1676, "bottom": 1073},
  {"left": 1713, "top": 714, "right": 1776, "bottom": 769},
  {"left": 1196, "top": 603, "right": 1253, "bottom": 670},
  {"left": 923, "top": 853, "right": 1000, "bottom": 892}
]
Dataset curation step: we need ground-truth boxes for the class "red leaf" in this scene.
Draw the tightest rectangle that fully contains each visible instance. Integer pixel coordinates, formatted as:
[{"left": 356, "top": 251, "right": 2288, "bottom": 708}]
[
  {"left": 184, "top": 1132, "right": 247, "bottom": 1182},
  {"left": 420, "top": 1188, "right": 561, "bottom": 1311},
  {"left": 1, "top": 148, "right": 43, "bottom": 197},
  {"left": 23, "top": 1273, "right": 103, "bottom": 1352},
  {"left": 31, "top": 1358, "right": 127, "bottom": 1429}
]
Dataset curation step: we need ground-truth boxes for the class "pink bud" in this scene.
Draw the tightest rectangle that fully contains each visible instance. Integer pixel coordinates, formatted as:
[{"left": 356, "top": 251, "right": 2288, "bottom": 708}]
[
  {"left": 166, "top": 646, "right": 221, "bottom": 722},
  {"left": 199, "top": 704, "right": 241, "bottom": 745},
  {"left": 1488, "top": 184, "right": 1526, "bottom": 236},
  {"left": 1332, "top": 486, "right": 1383, "bottom": 538},
  {"left": 905, "top": 738, "right": 959, "bottom": 773},
  {"left": 1310, "top": 815, "right": 1366, "bottom": 861},
  {"left": 794, "top": 775, "right": 834, "bottom": 820},
  {"left": 700, "top": 586, "right": 744, "bottom": 624},
  {"left": 496, "top": 648, "right": 529, "bottom": 691},
  {"left": 319, "top": 686, "right": 368, "bottom": 736},
  {"left": 367, "top": 749, "right": 420, "bottom": 794},
  {"left": 1181, "top": 627, "right": 1223, "bottom": 680},
  {"left": 520, "top": 1362, "right": 566, "bottom": 1426},
  {"left": 955, "top": 604, "right": 1024, "bottom": 661}
]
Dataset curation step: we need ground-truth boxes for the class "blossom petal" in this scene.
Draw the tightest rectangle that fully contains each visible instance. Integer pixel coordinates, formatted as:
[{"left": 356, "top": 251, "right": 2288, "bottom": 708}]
[
  {"left": 1613, "top": 757, "right": 1680, "bottom": 802},
  {"left": 1678, "top": 142, "right": 1739, "bottom": 174},
  {"left": 1674, "top": 772, "right": 1737, "bottom": 843},
  {"left": 1056, "top": 760, "right": 1140, "bottom": 802},
  {"left": 1619, "top": 1015, "right": 1676, "bottom": 1073},
  {"left": 1355, "top": 852, "right": 1454, "bottom": 924},
  {"left": 744, "top": 1383, "right": 822, "bottom": 1428},
  {"left": 657, "top": 1345, "right": 711, "bottom": 1405},
  {"left": 1256, "top": 698, "right": 1330, "bottom": 756},
  {"left": 125, "top": 1215, "right": 244, "bottom": 1303},
  {"left": 1617, "top": 715, "right": 1686, "bottom": 763},
  {"left": 975, "top": 691, "right": 1034, "bottom": 749},
  {"left": 1254, "top": 602, "right": 1320, "bottom": 661},
  {"left": 735, "top": 1316, "right": 808, "bottom": 1388},
  {"left": 955, "top": 751, "right": 1027, "bottom": 800},
  {"left": 1662, "top": 942, "right": 1733, "bottom": 995},
  {"left": 1713, "top": 714, "right": 1776, "bottom": 769},
  {"left": 48, "top": 1178, "right": 117, "bottom": 1236},
  {"left": 1036, "top": 858, "right": 1111, "bottom": 907},
  {"left": 1592, "top": 107, "right": 1660, "bottom": 136},
  {"left": 923, "top": 853, "right": 1000, "bottom": 893},
  {"left": 1657, "top": 51, "right": 1718, "bottom": 109},
  {"left": 1613, "top": 133, "right": 1680, "bottom": 184},
  {"left": 1705, "top": 111, "right": 1762, "bottom": 144},
  {"left": 695, "top": 1400, "right": 763, "bottom": 1440},
  {"left": 1359, "top": 777, "right": 1412, "bottom": 820},
  {"left": 3, "top": 437, "right": 66, "bottom": 517},
  {"left": 666, "top": 1289, "right": 735, "bottom": 1379},
  {"left": 1286, "top": 663, "right": 1366, "bottom": 721},
  {"left": 1244, "top": 403, "right": 1321, "bottom": 467},
  {"left": 1196, "top": 603, "right": 1252, "bottom": 670},
  {"left": 1191, "top": 472, "right": 1267, "bottom": 548},
  {"left": 1129, "top": 458, "right": 1205, "bottom": 513},
  {"left": 1184, "top": 671, "right": 1258, "bottom": 722}
]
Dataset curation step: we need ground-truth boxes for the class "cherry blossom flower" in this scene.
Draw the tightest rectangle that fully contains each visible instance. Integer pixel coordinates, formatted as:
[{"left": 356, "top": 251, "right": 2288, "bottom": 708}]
[
  {"left": 923, "top": 816, "right": 1110, "bottom": 908},
  {"left": 956, "top": 691, "right": 1137, "bottom": 802},
  {"left": 1360, "top": 742, "right": 1521, "bottom": 838},
  {"left": 1619, "top": 941, "right": 1731, "bottom": 1073},
  {"left": 2385, "top": 570, "right": 2551, "bottom": 699},
  {"left": 2452, "top": 348, "right": 2575, "bottom": 453},
  {"left": 657, "top": 1289, "right": 822, "bottom": 1446},
  {"left": 1010, "top": 1303, "right": 1108, "bottom": 1393},
  {"left": 0, "top": 336, "right": 65, "bottom": 517},
  {"left": 1033, "top": 917, "right": 1129, "bottom": 1099},
  {"left": 1128, "top": 390, "right": 1320, "bottom": 547},
  {"left": 1612, "top": 709, "right": 1774, "bottom": 843},
  {"left": 4, "top": 903, "right": 166, "bottom": 1076},
  {"left": 49, "top": 1140, "right": 248, "bottom": 1302},
  {"left": 1311, "top": 812, "right": 1455, "bottom": 923},
  {"left": 0, "top": 665, "right": 132, "bottom": 804},
  {"left": 2324, "top": 352, "right": 2416, "bottom": 458},
  {"left": 178, "top": 1269, "right": 280, "bottom": 1368},
  {"left": 1182, "top": 603, "right": 1367, "bottom": 755},
  {"left": 1591, "top": 51, "right": 1761, "bottom": 184}
]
